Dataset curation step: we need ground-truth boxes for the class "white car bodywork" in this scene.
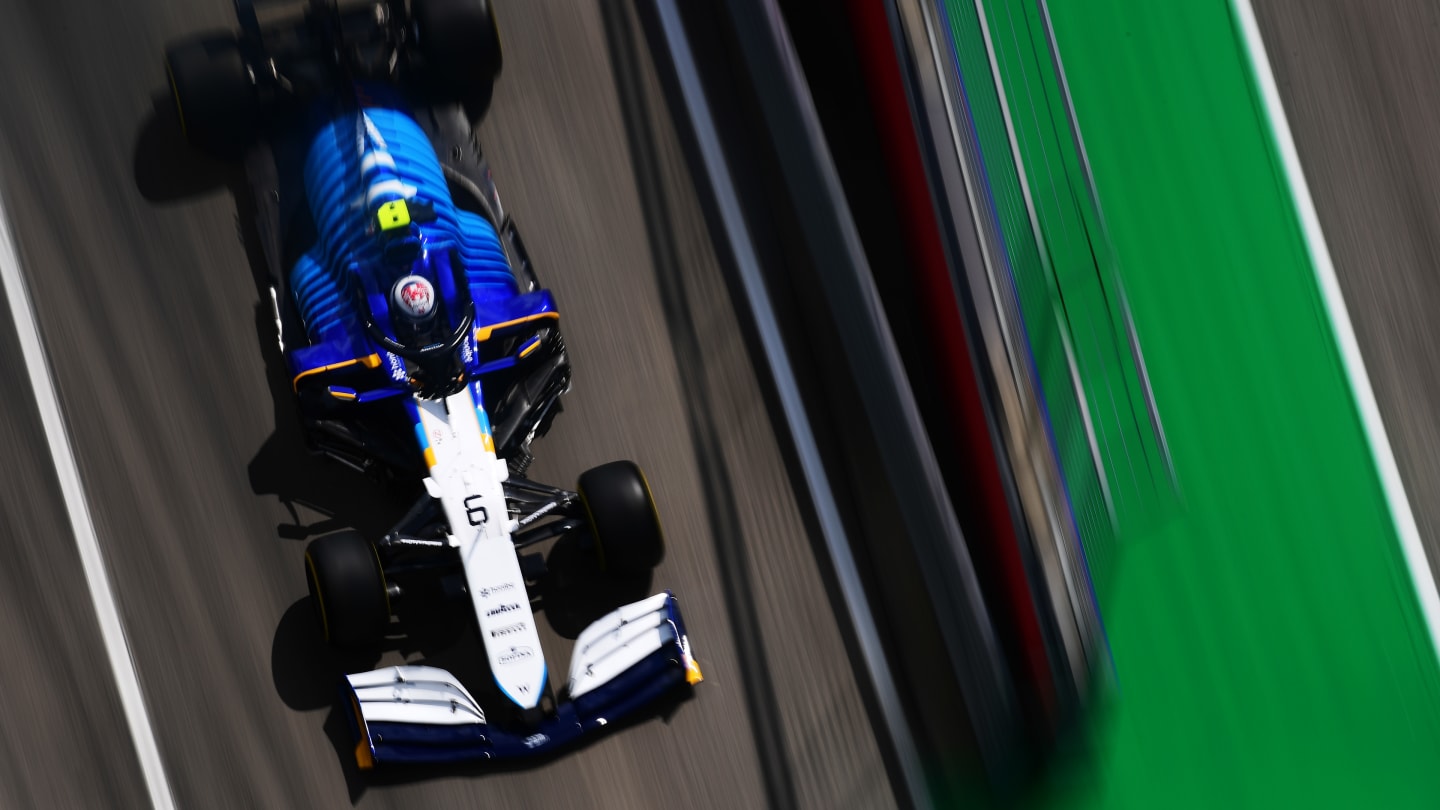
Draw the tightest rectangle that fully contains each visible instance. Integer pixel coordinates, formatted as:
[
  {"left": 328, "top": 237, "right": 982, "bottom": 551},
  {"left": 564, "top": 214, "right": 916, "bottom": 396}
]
[
  {"left": 415, "top": 385, "right": 547, "bottom": 708},
  {"left": 345, "top": 384, "right": 702, "bottom": 737}
]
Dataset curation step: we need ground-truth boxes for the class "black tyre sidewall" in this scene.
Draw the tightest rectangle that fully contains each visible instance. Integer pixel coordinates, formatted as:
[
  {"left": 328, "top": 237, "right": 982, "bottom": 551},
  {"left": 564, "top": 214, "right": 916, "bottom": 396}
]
[
  {"left": 412, "top": 0, "right": 502, "bottom": 112},
  {"left": 165, "top": 33, "right": 260, "bottom": 158},
  {"left": 579, "top": 461, "right": 665, "bottom": 574},
  {"left": 305, "top": 531, "right": 389, "bottom": 648}
]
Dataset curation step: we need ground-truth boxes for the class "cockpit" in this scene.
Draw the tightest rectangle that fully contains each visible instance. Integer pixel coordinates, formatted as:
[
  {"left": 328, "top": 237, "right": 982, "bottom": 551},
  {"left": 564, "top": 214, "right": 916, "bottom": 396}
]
[{"left": 356, "top": 198, "right": 476, "bottom": 399}]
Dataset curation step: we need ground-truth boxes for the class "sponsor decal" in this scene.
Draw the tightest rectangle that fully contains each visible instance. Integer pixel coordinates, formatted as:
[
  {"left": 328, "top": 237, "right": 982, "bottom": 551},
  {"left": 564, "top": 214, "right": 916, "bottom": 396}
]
[
  {"left": 386, "top": 352, "right": 405, "bottom": 381},
  {"left": 477, "top": 582, "right": 516, "bottom": 599},
  {"left": 392, "top": 275, "right": 436, "bottom": 319},
  {"left": 498, "top": 646, "right": 534, "bottom": 665},
  {"left": 523, "top": 733, "right": 549, "bottom": 749},
  {"left": 518, "top": 500, "right": 559, "bottom": 528},
  {"left": 486, "top": 602, "right": 521, "bottom": 618},
  {"left": 490, "top": 622, "right": 526, "bottom": 638},
  {"left": 389, "top": 536, "right": 445, "bottom": 548}
]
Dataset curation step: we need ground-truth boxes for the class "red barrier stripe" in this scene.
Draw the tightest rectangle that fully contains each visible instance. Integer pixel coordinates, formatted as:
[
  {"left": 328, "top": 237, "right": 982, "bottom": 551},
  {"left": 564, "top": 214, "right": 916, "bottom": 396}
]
[{"left": 842, "top": 0, "right": 1055, "bottom": 719}]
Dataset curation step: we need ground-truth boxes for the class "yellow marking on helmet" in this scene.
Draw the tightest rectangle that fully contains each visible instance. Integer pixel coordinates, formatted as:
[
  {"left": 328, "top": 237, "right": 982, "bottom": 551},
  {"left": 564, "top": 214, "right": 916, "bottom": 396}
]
[{"left": 377, "top": 199, "right": 411, "bottom": 232}]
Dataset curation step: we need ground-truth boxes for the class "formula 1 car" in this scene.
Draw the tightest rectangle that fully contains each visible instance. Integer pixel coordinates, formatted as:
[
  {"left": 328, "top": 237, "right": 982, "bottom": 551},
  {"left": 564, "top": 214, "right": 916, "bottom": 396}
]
[{"left": 161, "top": 0, "right": 702, "bottom": 768}]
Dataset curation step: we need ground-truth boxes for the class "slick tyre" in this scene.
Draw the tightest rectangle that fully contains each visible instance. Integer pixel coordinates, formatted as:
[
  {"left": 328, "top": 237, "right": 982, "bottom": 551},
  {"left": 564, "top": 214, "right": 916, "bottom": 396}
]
[
  {"left": 578, "top": 460, "right": 665, "bottom": 574},
  {"left": 164, "top": 33, "right": 260, "bottom": 158},
  {"left": 305, "top": 531, "right": 390, "bottom": 648},
  {"left": 412, "top": 0, "right": 502, "bottom": 119}
]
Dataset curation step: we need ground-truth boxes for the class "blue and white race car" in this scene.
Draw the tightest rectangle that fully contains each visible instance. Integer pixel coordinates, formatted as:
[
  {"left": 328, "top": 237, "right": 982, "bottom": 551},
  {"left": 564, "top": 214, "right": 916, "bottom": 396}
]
[{"left": 161, "top": 0, "right": 702, "bottom": 769}]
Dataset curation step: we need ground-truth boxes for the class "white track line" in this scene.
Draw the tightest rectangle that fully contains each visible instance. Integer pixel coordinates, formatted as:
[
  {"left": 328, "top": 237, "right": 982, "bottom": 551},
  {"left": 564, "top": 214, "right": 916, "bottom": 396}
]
[
  {"left": 1233, "top": 0, "right": 1440, "bottom": 662},
  {"left": 0, "top": 193, "right": 177, "bottom": 808}
]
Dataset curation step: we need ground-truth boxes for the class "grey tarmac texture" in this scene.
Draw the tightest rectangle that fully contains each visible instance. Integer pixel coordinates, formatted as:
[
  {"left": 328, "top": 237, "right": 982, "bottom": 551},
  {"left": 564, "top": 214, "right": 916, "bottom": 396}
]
[
  {"left": 1252, "top": 0, "right": 1440, "bottom": 597},
  {"left": 0, "top": 0, "right": 894, "bottom": 807}
]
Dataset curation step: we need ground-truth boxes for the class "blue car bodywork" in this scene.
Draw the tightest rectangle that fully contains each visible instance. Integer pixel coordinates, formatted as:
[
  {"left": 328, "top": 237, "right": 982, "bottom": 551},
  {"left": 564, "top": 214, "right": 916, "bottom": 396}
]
[
  {"left": 254, "top": 85, "right": 701, "bottom": 769},
  {"left": 285, "top": 86, "right": 554, "bottom": 415}
]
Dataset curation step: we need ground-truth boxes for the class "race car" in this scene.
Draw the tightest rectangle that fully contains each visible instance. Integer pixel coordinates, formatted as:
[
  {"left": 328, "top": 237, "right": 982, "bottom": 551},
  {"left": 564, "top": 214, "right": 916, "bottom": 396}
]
[{"left": 161, "top": 0, "right": 702, "bottom": 768}]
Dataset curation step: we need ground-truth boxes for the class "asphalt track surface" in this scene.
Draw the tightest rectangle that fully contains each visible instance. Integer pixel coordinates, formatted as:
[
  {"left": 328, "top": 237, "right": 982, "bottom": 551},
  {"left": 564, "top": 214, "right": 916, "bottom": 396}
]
[
  {"left": 13, "top": 2, "right": 1440, "bottom": 808},
  {"left": 0, "top": 1, "right": 894, "bottom": 807},
  {"left": 1252, "top": 0, "right": 1440, "bottom": 592}
]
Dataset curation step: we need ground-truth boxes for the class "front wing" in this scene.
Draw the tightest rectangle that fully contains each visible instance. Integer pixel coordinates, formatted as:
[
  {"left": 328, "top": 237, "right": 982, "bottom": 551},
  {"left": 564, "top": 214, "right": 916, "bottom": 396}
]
[{"left": 343, "top": 591, "right": 701, "bottom": 768}]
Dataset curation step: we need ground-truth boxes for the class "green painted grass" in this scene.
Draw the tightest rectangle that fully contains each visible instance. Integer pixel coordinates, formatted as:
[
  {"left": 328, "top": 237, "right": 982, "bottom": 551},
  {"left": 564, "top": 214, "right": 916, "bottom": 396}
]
[{"left": 933, "top": 0, "right": 1440, "bottom": 806}]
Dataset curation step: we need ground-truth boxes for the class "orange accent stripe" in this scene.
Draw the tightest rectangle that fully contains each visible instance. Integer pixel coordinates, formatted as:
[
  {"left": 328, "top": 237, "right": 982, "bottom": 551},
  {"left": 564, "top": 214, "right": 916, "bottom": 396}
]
[
  {"left": 423, "top": 447, "right": 437, "bottom": 468},
  {"left": 355, "top": 739, "right": 375, "bottom": 771},
  {"left": 350, "top": 695, "right": 375, "bottom": 770},
  {"left": 327, "top": 388, "right": 358, "bottom": 401},
  {"left": 293, "top": 354, "right": 383, "bottom": 390},
  {"left": 474, "top": 311, "right": 559, "bottom": 342},
  {"left": 518, "top": 337, "right": 542, "bottom": 359}
]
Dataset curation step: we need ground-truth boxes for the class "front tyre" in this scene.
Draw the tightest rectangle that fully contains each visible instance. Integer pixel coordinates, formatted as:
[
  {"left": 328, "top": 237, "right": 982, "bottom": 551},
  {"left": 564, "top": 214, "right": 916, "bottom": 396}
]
[
  {"left": 578, "top": 461, "right": 665, "bottom": 574},
  {"left": 305, "top": 531, "right": 390, "bottom": 648}
]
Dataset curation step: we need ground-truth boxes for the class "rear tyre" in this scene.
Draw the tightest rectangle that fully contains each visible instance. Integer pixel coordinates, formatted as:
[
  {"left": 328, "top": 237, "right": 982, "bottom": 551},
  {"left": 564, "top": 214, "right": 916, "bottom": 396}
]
[
  {"left": 305, "top": 531, "right": 390, "bottom": 648},
  {"left": 578, "top": 461, "right": 665, "bottom": 574},
  {"left": 164, "top": 33, "right": 260, "bottom": 158},
  {"left": 412, "top": 0, "right": 502, "bottom": 119}
]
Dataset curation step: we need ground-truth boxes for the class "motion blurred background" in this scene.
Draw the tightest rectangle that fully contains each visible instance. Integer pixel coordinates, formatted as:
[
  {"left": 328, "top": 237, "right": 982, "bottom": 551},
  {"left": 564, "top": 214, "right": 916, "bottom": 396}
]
[{"left": 1, "top": 0, "right": 1439, "bottom": 807}]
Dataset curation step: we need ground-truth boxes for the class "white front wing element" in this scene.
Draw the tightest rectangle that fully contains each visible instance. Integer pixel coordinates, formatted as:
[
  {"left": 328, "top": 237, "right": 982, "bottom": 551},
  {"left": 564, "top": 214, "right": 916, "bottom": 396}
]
[
  {"left": 345, "top": 596, "right": 697, "bottom": 734},
  {"left": 568, "top": 593, "right": 682, "bottom": 700},
  {"left": 348, "top": 666, "right": 487, "bottom": 726},
  {"left": 416, "top": 386, "right": 548, "bottom": 709}
]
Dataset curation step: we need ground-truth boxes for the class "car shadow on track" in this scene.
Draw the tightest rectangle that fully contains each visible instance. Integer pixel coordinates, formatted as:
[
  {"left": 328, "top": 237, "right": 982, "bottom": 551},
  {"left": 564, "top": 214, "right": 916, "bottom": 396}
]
[
  {"left": 133, "top": 93, "right": 232, "bottom": 204},
  {"left": 242, "top": 300, "right": 418, "bottom": 542},
  {"left": 135, "top": 92, "right": 417, "bottom": 543}
]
